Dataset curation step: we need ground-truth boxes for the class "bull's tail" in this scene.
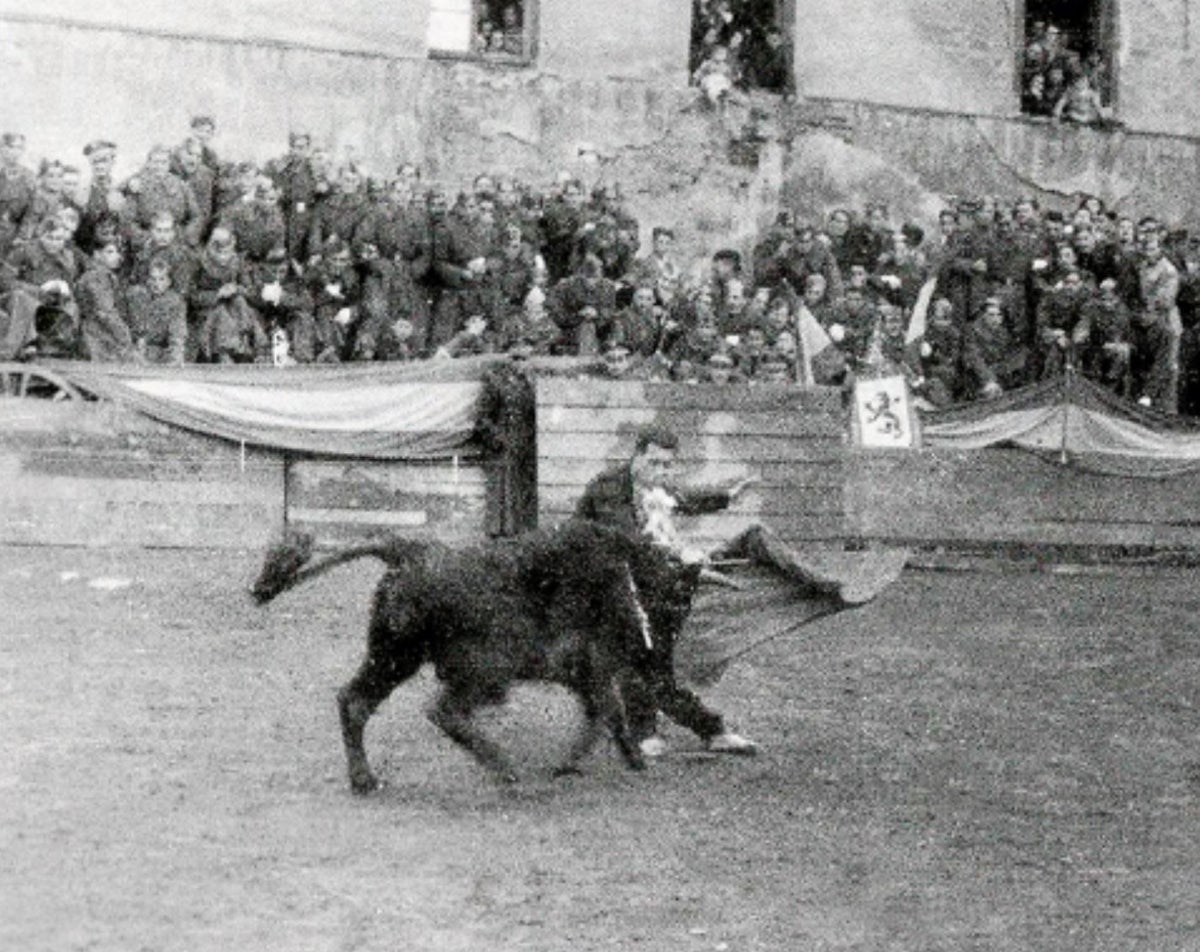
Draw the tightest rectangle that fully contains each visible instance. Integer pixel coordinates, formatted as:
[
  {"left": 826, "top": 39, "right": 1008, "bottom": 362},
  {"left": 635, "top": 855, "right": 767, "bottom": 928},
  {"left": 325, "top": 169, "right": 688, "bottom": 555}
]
[{"left": 251, "top": 530, "right": 429, "bottom": 604}]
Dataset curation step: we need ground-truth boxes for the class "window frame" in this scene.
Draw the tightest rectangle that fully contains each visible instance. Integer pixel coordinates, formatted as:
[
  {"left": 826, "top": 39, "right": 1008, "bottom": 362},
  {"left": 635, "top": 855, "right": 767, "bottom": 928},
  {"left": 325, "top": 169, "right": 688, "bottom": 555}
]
[
  {"left": 427, "top": 0, "right": 538, "bottom": 66},
  {"left": 1014, "top": 0, "right": 1120, "bottom": 119}
]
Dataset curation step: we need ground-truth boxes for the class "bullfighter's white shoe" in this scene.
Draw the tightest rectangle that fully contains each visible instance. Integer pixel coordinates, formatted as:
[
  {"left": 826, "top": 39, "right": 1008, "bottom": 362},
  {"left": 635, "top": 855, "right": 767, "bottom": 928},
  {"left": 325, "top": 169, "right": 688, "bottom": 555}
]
[
  {"left": 639, "top": 735, "right": 669, "bottom": 758},
  {"left": 706, "top": 732, "right": 758, "bottom": 755}
]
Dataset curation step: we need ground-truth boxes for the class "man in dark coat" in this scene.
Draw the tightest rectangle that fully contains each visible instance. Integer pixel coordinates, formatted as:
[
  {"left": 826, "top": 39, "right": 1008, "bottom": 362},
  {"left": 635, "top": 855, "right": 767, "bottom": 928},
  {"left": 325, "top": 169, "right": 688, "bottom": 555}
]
[{"left": 574, "top": 423, "right": 759, "bottom": 759}]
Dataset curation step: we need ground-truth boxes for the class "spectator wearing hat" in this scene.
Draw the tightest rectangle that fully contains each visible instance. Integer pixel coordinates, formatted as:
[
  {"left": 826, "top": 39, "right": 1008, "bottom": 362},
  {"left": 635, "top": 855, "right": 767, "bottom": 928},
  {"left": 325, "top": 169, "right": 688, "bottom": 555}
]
[
  {"left": 78, "top": 140, "right": 122, "bottom": 254},
  {"left": 76, "top": 237, "right": 137, "bottom": 362},
  {"left": 0, "top": 132, "right": 36, "bottom": 258},
  {"left": 126, "top": 257, "right": 187, "bottom": 365}
]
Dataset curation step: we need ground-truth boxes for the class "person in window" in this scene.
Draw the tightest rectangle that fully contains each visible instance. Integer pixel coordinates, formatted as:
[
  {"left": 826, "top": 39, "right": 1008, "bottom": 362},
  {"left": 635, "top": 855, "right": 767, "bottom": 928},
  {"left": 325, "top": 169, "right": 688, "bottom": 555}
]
[
  {"left": 499, "top": 3, "right": 524, "bottom": 55},
  {"left": 692, "top": 44, "right": 737, "bottom": 107},
  {"left": 745, "top": 25, "right": 793, "bottom": 95},
  {"left": 1053, "top": 70, "right": 1113, "bottom": 127}
]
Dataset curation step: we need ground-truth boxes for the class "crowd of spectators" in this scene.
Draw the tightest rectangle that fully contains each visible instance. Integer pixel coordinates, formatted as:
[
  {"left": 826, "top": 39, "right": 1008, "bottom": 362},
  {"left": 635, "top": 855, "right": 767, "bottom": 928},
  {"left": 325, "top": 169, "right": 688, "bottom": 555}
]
[
  {"left": 1021, "top": 20, "right": 1115, "bottom": 128},
  {"left": 690, "top": 0, "right": 793, "bottom": 105},
  {"left": 1, "top": 116, "right": 1198, "bottom": 416}
]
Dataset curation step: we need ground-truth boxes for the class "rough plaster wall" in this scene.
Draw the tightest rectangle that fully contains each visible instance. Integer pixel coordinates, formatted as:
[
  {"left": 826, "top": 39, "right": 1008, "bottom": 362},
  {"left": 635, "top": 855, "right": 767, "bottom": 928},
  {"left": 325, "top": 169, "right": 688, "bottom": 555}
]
[
  {"left": 0, "top": 0, "right": 428, "bottom": 58},
  {"left": 538, "top": 0, "right": 690, "bottom": 80},
  {"left": 1120, "top": 0, "right": 1200, "bottom": 136},
  {"left": 792, "top": 0, "right": 1016, "bottom": 116},
  {"left": 800, "top": 101, "right": 1200, "bottom": 226}
]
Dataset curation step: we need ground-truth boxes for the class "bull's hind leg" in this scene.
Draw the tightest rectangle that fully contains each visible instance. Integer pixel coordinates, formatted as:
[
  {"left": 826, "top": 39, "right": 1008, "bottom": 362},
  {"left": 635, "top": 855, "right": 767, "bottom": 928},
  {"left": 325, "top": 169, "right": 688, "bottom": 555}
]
[
  {"left": 427, "top": 685, "right": 518, "bottom": 784},
  {"left": 338, "top": 630, "right": 425, "bottom": 795}
]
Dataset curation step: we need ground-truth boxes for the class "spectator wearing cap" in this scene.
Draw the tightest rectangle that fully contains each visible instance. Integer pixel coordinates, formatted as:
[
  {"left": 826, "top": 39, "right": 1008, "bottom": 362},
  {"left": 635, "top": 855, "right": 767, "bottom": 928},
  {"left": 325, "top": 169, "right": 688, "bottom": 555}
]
[
  {"left": 76, "top": 236, "right": 137, "bottom": 362},
  {"left": 78, "top": 139, "right": 122, "bottom": 252},
  {"left": 0, "top": 132, "right": 36, "bottom": 258},
  {"left": 122, "top": 145, "right": 202, "bottom": 248}
]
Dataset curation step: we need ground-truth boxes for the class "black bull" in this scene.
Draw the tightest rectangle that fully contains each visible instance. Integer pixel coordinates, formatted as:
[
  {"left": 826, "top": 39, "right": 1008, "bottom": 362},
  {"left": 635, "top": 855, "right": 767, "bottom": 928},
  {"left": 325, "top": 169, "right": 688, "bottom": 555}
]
[{"left": 251, "top": 520, "right": 714, "bottom": 793}]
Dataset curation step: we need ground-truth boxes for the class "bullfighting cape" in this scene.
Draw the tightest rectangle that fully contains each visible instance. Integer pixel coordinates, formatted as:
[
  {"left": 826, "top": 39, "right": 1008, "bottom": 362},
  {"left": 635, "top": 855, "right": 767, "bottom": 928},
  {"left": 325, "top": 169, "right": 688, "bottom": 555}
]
[{"left": 675, "top": 526, "right": 908, "bottom": 687}]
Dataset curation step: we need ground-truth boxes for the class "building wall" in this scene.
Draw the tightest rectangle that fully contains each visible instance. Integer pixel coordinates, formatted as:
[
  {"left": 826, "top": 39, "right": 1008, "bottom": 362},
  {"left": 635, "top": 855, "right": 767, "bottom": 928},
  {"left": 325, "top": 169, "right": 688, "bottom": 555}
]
[
  {"left": 791, "top": 0, "right": 1017, "bottom": 117},
  {"left": 1119, "top": 0, "right": 1200, "bottom": 136}
]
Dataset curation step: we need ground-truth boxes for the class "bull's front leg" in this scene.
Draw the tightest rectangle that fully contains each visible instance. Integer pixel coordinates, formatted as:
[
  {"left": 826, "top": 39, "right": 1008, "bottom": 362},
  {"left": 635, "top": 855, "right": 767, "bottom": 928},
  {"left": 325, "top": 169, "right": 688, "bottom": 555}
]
[
  {"left": 427, "top": 686, "right": 519, "bottom": 784},
  {"left": 556, "top": 658, "right": 646, "bottom": 776}
]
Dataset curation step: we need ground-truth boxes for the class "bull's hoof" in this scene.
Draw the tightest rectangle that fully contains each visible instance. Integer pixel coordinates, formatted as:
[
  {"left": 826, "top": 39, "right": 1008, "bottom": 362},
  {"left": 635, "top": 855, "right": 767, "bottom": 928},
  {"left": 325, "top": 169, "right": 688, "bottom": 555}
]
[
  {"left": 349, "top": 772, "right": 381, "bottom": 795},
  {"left": 552, "top": 764, "right": 583, "bottom": 779}
]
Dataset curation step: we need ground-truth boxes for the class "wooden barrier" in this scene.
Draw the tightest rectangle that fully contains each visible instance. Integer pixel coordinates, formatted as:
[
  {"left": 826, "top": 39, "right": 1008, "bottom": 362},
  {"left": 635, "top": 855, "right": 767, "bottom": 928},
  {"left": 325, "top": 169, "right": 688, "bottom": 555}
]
[
  {"left": 846, "top": 447, "right": 1200, "bottom": 551},
  {"left": 536, "top": 378, "right": 847, "bottom": 549},
  {"left": 0, "top": 399, "right": 282, "bottom": 549},
  {"left": 286, "top": 456, "right": 487, "bottom": 545}
]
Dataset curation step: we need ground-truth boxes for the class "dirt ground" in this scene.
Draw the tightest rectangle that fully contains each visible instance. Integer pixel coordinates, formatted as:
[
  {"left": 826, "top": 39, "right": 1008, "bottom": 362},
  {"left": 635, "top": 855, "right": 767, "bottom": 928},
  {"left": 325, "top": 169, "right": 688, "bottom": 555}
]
[{"left": 2, "top": 545, "right": 1198, "bottom": 952}]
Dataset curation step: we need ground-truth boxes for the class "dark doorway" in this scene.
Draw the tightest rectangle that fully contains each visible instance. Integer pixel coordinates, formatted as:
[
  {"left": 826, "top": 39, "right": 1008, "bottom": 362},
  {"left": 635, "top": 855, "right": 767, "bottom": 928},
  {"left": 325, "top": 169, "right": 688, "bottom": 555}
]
[{"left": 1021, "top": 0, "right": 1117, "bottom": 115}]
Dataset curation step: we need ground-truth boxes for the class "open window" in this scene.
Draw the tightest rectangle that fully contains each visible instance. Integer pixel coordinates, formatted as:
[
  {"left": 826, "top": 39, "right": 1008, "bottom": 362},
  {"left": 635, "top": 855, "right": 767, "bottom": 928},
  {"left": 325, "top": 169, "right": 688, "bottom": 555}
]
[
  {"left": 689, "top": 0, "right": 794, "bottom": 96},
  {"left": 1020, "top": 0, "right": 1117, "bottom": 122},
  {"left": 427, "top": 0, "right": 536, "bottom": 62}
]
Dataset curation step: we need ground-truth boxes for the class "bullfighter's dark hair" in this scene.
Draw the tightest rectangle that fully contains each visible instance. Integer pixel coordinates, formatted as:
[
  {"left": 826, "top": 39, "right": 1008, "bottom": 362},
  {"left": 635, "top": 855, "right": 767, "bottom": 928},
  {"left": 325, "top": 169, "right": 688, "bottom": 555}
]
[{"left": 633, "top": 423, "right": 679, "bottom": 454}]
